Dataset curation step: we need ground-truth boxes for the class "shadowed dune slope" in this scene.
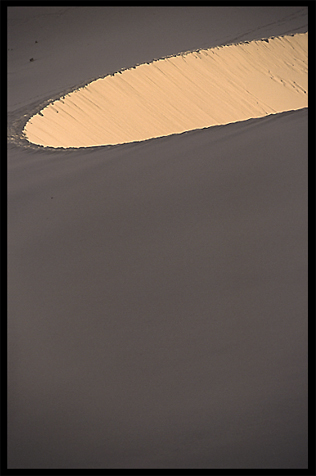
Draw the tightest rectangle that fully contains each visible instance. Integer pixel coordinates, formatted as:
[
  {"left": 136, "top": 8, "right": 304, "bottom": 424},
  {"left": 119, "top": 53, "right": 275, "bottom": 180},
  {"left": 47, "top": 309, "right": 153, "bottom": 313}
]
[
  {"left": 8, "top": 109, "right": 308, "bottom": 469},
  {"left": 23, "top": 32, "right": 307, "bottom": 148}
]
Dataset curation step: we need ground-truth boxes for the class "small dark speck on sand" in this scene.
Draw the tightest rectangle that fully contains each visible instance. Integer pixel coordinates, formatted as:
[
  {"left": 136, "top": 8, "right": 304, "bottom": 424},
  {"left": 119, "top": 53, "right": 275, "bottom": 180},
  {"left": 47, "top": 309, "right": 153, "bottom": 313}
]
[
  {"left": 263, "top": 39, "right": 269, "bottom": 43},
  {"left": 30, "top": 58, "right": 34, "bottom": 62},
  {"left": 51, "top": 197, "right": 53, "bottom": 199},
  {"left": 35, "top": 40, "right": 38, "bottom": 43}
]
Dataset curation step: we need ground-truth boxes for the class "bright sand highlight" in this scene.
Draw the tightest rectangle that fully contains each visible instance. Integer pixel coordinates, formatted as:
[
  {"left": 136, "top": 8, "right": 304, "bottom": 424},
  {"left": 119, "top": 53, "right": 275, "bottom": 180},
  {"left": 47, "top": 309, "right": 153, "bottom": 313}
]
[{"left": 24, "top": 33, "right": 307, "bottom": 148}]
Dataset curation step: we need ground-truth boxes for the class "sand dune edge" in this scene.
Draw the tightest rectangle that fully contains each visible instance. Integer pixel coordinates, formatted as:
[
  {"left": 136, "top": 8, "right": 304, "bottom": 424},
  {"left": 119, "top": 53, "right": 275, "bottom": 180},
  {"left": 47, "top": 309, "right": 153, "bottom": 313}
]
[{"left": 23, "top": 32, "right": 308, "bottom": 149}]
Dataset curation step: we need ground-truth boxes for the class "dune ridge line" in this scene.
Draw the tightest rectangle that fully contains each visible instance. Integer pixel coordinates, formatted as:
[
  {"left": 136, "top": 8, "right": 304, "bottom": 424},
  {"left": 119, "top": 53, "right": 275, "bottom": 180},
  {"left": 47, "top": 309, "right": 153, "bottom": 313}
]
[{"left": 23, "top": 32, "right": 308, "bottom": 148}]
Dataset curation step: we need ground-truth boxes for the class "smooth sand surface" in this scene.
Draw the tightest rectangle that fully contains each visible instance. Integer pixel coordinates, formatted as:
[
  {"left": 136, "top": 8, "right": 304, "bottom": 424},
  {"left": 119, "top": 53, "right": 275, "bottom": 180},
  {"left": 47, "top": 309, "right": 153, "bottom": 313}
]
[
  {"left": 24, "top": 33, "right": 307, "bottom": 148},
  {"left": 7, "top": 6, "right": 308, "bottom": 469}
]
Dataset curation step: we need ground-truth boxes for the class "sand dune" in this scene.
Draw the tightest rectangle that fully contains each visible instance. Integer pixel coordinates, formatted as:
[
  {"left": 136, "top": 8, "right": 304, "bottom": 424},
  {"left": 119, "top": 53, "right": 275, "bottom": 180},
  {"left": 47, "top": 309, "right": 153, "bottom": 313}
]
[
  {"left": 24, "top": 32, "right": 307, "bottom": 148},
  {"left": 8, "top": 6, "right": 308, "bottom": 469}
]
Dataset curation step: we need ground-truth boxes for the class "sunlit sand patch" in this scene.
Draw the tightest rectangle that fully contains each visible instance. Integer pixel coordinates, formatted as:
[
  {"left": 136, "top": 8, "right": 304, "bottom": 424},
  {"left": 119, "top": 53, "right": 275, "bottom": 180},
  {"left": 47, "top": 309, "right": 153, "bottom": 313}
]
[{"left": 23, "top": 32, "right": 307, "bottom": 148}]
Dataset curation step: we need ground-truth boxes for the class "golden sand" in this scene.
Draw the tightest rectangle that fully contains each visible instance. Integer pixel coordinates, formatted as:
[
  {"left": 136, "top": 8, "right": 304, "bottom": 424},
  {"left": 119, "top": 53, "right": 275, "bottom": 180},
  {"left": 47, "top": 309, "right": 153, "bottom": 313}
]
[{"left": 24, "top": 33, "right": 308, "bottom": 148}]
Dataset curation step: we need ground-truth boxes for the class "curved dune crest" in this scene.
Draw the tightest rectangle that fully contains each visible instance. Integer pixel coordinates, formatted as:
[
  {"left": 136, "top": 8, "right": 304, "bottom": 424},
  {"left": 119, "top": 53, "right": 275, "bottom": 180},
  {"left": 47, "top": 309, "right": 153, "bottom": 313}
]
[{"left": 24, "top": 33, "right": 307, "bottom": 148}]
